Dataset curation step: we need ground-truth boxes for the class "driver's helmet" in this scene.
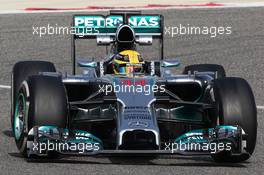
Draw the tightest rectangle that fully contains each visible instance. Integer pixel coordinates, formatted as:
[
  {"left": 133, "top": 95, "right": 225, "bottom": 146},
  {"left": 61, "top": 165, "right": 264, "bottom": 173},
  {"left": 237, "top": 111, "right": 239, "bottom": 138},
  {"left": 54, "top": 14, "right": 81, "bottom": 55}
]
[{"left": 112, "top": 50, "right": 145, "bottom": 74}]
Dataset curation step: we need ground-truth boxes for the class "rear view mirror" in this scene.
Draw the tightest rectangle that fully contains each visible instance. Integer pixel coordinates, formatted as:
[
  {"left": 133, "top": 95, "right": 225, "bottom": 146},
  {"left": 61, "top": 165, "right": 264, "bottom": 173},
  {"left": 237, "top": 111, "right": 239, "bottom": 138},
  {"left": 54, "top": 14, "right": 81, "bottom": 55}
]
[
  {"left": 78, "top": 61, "right": 98, "bottom": 68},
  {"left": 161, "top": 60, "right": 180, "bottom": 68}
]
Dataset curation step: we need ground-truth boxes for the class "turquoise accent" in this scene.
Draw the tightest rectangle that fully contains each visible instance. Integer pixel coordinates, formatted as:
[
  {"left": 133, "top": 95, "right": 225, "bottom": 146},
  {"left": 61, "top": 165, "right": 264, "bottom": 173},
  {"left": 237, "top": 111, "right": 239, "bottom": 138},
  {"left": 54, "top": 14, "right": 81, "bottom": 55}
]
[
  {"left": 14, "top": 93, "right": 26, "bottom": 140},
  {"left": 174, "top": 125, "right": 239, "bottom": 144},
  {"left": 78, "top": 61, "right": 97, "bottom": 68},
  {"left": 72, "top": 130, "right": 103, "bottom": 145},
  {"left": 161, "top": 60, "right": 180, "bottom": 68},
  {"left": 128, "top": 16, "right": 160, "bottom": 28},
  {"left": 73, "top": 15, "right": 161, "bottom": 36},
  {"left": 37, "top": 126, "right": 103, "bottom": 149},
  {"left": 170, "top": 107, "right": 203, "bottom": 121},
  {"left": 175, "top": 128, "right": 208, "bottom": 144},
  {"left": 74, "top": 15, "right": 123, "bottom": 28}
]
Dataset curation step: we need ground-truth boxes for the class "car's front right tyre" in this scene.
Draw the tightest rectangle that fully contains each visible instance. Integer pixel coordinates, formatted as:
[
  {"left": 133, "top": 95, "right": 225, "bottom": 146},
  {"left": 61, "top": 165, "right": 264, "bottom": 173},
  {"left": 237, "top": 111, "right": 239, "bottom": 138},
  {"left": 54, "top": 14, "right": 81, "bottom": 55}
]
[{"left": 211, "top": 77, "right": 257, "bottom": 162}]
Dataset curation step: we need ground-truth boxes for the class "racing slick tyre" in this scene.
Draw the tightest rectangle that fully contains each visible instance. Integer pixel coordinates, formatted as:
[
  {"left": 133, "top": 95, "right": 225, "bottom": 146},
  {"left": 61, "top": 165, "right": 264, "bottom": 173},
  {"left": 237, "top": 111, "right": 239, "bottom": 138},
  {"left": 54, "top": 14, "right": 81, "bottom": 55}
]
[
  {"left": 13, "top": 75, "right": 68, "bottom": 157},
  {"left": 11, "top": 61, "right": 56, "bottom": 133},
  {"left": 183, "top": 64, "right": 226, "bottom": 78},
  {"left": 211, "top": 77, "right": 257, "bottom": 162}
]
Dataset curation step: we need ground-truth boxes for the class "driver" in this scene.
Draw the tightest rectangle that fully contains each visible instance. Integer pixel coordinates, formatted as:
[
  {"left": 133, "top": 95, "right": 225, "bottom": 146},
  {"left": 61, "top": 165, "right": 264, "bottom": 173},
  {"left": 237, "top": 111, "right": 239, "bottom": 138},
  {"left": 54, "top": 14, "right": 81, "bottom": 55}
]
[{"left": 112, "top": 50, "right": 145, "bottom": 75}]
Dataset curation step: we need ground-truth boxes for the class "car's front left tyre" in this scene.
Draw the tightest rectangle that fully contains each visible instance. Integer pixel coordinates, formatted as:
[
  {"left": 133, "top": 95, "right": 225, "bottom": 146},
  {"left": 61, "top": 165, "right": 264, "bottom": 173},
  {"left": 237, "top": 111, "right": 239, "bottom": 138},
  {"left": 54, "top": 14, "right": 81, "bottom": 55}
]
[
  {"left": 13, "top": 75, "right": 68, "bottom": 157},
  {"left": 11, "top": 61, "right": 56, "bottom": 133}
]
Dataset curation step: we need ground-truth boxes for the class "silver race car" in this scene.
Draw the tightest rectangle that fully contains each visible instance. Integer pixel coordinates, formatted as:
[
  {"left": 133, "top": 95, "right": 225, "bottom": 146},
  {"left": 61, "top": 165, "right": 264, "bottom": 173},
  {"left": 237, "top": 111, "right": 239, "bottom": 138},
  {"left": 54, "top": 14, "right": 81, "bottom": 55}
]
[{"left": 11, "top": 11, "right": 257, "bottom": 162}]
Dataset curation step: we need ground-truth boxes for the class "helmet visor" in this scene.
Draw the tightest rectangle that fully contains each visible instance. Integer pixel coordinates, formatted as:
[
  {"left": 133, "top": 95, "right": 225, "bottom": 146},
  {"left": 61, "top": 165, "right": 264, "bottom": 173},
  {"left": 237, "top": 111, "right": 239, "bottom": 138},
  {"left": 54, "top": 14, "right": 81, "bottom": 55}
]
[{"left": 115, "top": 63, "right": 144, "bottom": 74}]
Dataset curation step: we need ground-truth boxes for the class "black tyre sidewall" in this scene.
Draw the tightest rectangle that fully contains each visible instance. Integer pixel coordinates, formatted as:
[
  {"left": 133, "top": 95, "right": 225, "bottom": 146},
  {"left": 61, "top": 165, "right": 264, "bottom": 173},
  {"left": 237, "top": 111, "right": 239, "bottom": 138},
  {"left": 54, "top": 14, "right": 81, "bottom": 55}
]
[
  {"left": 11, "top": 61, "right": 56, "bottom": 132},
  {"left": 14, "top": 75, "right": 68, "bottom": 156},
  {"left": 27, "top": 76, "right": 68, "bottom": 129},
  {"left": 212, "top": 77, "right": 257, "bottom": 162}
]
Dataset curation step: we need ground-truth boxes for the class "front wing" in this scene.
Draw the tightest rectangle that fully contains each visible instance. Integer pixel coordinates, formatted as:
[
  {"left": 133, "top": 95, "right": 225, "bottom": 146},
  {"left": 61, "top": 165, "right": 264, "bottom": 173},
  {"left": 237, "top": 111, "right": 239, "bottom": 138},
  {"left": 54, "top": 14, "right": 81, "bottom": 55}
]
[{"left": 26, "top": 125, "right": 248, "bottom": 157}]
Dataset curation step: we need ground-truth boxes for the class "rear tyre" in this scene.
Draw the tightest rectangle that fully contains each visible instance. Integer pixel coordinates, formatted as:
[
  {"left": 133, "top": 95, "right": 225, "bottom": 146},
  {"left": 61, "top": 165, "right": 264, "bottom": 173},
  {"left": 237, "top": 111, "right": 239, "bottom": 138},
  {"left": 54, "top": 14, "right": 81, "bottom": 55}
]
[
  {"left": 11, "top": 61, "right": 56, "bottom": 133},
  {"left": 183, "top": 64, "right": 226, "bottom": 78},
  {"left": 211, "top": 77, "right": 257, "bottom": 162},
  {"left": 13, "top": 75, "right": 68, "bottom": 157}
]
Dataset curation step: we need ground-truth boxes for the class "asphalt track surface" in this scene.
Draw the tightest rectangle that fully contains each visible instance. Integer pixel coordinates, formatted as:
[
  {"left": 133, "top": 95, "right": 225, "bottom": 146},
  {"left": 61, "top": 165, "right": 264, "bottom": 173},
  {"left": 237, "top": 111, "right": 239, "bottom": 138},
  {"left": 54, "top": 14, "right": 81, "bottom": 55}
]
[{"left": 0, "top": 7, "right": 264, "bottom": 175}]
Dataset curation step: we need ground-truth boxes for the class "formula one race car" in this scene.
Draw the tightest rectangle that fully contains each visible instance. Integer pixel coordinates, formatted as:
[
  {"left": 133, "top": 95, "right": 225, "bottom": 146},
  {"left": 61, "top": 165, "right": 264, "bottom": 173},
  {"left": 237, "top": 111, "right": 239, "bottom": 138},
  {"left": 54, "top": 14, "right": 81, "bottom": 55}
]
[{"left": 11, "top": 10, "right": 257, "bottom": 162}]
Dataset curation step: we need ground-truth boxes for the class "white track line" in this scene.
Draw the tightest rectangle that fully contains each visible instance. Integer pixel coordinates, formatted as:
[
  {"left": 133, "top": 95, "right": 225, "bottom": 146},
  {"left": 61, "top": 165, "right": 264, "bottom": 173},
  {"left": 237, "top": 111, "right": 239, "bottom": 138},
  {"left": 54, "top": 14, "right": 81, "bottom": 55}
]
[
  {"left": 0, "top": 85, "right": 11, "bottom": 89},
  {"left": 0, "top": 84, "right": 264, "bottom": 110},
  {"left": 257, "top": 106, "right": 264, "bottom": 110}
]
